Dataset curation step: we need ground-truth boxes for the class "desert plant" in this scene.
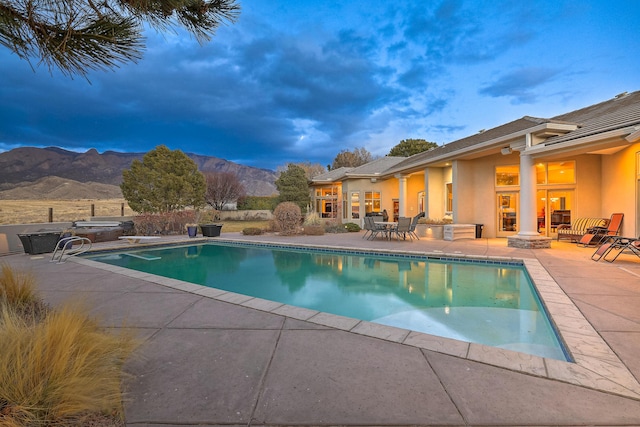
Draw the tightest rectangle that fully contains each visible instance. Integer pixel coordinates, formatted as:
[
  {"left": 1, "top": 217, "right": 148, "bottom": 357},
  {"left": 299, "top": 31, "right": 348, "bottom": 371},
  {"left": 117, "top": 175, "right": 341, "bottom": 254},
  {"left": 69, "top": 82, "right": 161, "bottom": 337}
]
[
  {"left": 242, "top": 227, "right": 264, "bottom": 236},
  {"left": 273, "top": 202, "right": 302, "bottom": 235},
  {"left": 303, "top": 212, "right": 323, "bottom": 226},
  {"left": 0, "top": 303, "right": 137, "bottom": 426},
  {"left": 198, "top": 209, "right": 220, "bottom": 224}
]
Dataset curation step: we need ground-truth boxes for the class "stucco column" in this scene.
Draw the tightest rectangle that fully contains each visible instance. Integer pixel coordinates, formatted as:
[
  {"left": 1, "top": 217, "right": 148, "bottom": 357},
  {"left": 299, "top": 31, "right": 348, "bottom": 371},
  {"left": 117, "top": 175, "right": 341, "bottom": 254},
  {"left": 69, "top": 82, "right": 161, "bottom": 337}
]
[
  {"left": 517, "top": 151, "right": 539, "bottom": 236},
  {"left": 397, "top": 174, "right": 407, "bottom": 218}
]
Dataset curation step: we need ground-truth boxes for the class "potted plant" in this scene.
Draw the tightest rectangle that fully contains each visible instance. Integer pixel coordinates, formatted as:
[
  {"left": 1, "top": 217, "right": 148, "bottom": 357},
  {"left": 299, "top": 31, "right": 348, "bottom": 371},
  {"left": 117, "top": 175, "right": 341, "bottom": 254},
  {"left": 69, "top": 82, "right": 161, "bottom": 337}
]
[
  {"left": 186, "top": 223, "right": 198, "bottom": 237},
  {"left": 198, "top": 209, "right": 223, "bottom": 237},
  {"left": 303, "top": 212, "right": 325, "bottom": 235}
]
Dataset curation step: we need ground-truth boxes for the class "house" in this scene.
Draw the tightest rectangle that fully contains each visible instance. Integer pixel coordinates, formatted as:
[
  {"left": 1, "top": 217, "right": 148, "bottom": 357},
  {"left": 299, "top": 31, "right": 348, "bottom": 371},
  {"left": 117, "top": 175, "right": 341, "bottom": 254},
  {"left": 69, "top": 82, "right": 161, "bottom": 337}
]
[{"left": 310, "top": 91, "right": 640, "bottom": 248}]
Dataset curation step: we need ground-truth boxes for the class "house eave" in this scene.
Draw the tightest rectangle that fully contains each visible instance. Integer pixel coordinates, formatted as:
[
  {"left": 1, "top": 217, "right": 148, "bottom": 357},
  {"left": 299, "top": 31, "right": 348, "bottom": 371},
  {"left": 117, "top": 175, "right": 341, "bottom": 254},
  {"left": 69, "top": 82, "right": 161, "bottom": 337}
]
[{"left": 524, "top": 127, "right": 636, "bottom": 158}]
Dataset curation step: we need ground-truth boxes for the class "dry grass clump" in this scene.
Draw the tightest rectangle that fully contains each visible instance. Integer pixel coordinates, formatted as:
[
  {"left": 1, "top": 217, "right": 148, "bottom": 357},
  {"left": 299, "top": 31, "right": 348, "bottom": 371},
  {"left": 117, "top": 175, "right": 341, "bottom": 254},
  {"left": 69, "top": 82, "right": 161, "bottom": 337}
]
[
  {"left": 242, "top": 227, "right": 264, "bottom": 235},
  {"left": 0, "top": 264, "right": 49, "bottom": 325},
  {"left": 0, "top": 265, "right": 137, "bottom": 427}
]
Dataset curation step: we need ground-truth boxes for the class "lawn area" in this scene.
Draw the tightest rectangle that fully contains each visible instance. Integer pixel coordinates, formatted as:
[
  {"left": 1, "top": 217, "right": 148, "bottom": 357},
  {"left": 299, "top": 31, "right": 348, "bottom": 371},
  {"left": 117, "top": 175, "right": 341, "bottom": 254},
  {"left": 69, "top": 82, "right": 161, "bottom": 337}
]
[{"left": 219, "top": 220, "right": 270, "bottom": 233}]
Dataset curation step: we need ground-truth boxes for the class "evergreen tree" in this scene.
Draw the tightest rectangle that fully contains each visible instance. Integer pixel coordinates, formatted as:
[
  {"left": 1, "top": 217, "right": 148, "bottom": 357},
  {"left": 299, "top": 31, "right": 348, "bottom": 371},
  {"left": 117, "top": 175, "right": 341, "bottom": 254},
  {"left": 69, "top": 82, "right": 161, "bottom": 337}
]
[
  {"left": 275, "top": 163, "right": 310, "bottom": 212},
  {"left": 388, "top": 139, "right": 438, "bottom": 157},
  {"left": 0, "top": 0, "right": 239, "bottom": 77},
  {"left": 121, "top": 145, "right": 206, "bottom": 213}
]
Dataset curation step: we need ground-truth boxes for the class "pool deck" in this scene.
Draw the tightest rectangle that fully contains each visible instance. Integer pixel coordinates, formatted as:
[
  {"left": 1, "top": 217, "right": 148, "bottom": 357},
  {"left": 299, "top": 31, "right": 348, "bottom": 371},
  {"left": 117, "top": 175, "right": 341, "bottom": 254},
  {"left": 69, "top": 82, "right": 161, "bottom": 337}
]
[{"left": 4, "top": 231, "right": 640, "bottom": 426}]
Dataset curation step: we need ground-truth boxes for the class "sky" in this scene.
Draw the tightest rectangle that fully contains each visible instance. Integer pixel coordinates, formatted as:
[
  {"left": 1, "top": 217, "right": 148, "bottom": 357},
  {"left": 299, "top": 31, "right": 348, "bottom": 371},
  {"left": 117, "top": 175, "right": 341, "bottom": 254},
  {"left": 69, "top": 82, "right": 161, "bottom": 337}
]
[{"left": 1, "top": 0, "right": 639, "bottom": 171}]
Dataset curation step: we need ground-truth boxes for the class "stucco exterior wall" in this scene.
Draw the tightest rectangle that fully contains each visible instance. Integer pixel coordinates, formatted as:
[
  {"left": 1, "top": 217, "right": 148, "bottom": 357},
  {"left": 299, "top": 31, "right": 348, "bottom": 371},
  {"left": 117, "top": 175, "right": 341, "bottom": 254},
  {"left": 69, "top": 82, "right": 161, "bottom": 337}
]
[
  {"left": 572, "top": 154, "right": 602, "bottom": 218},
  {"left": 601, "top": 143, "right": 639, "bottom": 237},
  {"left": 425, "top": 167, "right": 445, "bottom": 220},
  {"left": 405, "top": 174, "right": 424, "bottom": 217}
]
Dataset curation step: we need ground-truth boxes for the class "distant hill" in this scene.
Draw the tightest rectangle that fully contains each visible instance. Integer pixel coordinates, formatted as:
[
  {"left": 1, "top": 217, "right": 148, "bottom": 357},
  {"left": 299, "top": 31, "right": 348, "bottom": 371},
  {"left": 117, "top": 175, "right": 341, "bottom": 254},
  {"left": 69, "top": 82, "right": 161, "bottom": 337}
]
[
  {"left": 0, "top": 176, "right": 124, "bottom": 200},
  {"left": 0, "top": 147, "right": 278, "bottom": 198}
]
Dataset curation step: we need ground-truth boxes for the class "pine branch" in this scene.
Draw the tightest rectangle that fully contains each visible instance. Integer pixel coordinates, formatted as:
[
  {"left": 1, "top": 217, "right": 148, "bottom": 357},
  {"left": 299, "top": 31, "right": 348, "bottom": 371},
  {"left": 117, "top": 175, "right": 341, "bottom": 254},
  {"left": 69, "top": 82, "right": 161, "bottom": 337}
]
[{"left": 0, "top": 0, "right": 239, "bottom": 77}]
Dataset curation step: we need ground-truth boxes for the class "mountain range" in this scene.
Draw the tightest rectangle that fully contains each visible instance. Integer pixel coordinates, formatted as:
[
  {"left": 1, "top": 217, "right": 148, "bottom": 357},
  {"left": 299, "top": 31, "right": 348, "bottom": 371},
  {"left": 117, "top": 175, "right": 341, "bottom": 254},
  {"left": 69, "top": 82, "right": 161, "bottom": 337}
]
[{"left": 0, "top": 147, "right": 278, "bottom": 199}]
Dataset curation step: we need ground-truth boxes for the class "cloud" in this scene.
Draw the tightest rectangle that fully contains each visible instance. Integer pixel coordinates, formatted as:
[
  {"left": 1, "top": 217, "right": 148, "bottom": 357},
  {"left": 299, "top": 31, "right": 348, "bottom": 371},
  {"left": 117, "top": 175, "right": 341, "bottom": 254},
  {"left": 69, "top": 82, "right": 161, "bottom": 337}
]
[
  {"left": 479, "top": 67, "right": 561, "bottom": 104},
  {"left": 1, "top": 1, "right": 637, "bottom": 170}
]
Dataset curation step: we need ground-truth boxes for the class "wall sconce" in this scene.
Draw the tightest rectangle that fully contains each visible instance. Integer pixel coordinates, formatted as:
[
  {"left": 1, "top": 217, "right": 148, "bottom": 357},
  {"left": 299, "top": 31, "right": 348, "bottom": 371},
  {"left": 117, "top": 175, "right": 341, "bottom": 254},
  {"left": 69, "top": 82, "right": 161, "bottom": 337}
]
[{"left": 500, "top": 147, "right": 512, "bottom": 155}]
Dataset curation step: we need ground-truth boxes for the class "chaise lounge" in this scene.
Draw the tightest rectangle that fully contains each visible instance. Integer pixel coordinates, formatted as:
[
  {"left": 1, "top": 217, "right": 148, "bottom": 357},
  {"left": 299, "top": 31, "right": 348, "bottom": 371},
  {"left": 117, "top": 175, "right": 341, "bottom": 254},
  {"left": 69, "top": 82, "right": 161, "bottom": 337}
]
[
  {"left": 577, "top": 213, "right": 624, "bottom": 247},
  {"left": 557, "top": 217, "right": 608, "bottom": 242}
]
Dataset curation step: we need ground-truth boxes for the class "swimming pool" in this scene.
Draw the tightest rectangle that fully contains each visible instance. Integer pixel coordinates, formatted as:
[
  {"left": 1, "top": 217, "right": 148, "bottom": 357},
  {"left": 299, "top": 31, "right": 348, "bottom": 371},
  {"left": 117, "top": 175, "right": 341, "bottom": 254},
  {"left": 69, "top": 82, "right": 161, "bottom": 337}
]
[{"left": 88, "top": 242, "right": 569, "bottom": 361}]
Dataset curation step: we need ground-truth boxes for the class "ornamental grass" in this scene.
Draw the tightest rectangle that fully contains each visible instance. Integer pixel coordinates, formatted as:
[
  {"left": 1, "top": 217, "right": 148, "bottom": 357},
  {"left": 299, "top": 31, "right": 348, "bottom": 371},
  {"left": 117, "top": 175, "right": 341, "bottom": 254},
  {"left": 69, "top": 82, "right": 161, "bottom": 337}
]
[{"left": 0, "top": 265, "right": 138, "bottom": 426}]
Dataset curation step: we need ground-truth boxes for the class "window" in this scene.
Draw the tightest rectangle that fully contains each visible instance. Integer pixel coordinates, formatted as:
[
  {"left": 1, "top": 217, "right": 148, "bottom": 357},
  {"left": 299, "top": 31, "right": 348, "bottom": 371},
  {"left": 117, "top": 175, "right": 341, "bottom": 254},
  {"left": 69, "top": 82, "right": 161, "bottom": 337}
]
[
  {"left": 536, "top": 161, "right": 575, "bottom": 185},
  {"left": 351, "top": 192, "right": 360, "bottom": 219},
  {"left": 315, "top": 185, "right": 339, "bottom": 218},
  {"left": 496, "top": 165, "right": 519, "bottom": 186},
  {"left": 342, "top": 192, "right": 347, "bottom": 219},
  {"left": 364, "top": 191, "right": 381, "bottom": 213},
  {"left": 445, "top": 183, "right": 453, "bottom": 212}
]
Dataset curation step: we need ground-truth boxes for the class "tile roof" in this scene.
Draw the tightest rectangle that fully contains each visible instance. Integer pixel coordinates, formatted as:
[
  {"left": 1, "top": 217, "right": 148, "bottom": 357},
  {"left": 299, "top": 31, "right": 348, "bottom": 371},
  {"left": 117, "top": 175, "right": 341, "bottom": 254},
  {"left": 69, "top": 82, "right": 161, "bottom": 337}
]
[
  {"left": 544, "top": 91, "right": 640, "bottom": 145},
  {"left": 311, "top": 166, "right": 352, "bottom": 183},
  {"left": 345, "top": 156, "right": 406, "bottom": 176}
]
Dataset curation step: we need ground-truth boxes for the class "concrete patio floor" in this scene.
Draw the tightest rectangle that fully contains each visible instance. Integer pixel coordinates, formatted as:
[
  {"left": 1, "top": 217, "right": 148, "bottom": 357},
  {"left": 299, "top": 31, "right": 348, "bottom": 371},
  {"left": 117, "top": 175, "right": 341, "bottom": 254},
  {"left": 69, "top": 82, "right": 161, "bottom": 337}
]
[{"left": 4, "top": 231, "right": 640, "bottom": 426}]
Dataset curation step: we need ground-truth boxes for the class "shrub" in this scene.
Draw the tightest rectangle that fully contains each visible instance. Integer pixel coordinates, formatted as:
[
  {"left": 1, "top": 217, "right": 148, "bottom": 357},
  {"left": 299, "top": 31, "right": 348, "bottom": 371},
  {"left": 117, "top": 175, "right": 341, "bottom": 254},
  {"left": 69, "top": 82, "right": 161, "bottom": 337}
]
[
  {"left": 344, "top": 222, "right": 361, "bottom": 232},
  {"left": 417, "top": 217, "right": 453, "bottom": 225},
  {"left": 242, "top": 227, "right": 264, "bottom": 235},
  {"left": 237, "top": 195, "right": 278, "bottom": 210},
  {"left": 133, "top": 210, "right": 197, "bottom": 235},
  {"left": 273, "top": 202, "right": 301, "bottom": 235},
  {"left": 324, "top": 220, "right": 348, "bottom": 233}
]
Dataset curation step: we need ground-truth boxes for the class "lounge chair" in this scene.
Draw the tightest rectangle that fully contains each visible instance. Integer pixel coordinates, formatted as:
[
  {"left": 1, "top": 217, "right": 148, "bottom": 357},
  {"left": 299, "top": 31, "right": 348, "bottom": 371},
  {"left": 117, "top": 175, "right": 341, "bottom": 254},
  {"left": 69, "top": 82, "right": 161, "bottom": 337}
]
[
  {"left": 394, "top": 217, "right": 412, "bottom": 241},
  {"left": 591, "top": 235, "right": 640, "bottom": 262},
  {"left": 578, "top": 213, "right": 624, "bottom": 247}
]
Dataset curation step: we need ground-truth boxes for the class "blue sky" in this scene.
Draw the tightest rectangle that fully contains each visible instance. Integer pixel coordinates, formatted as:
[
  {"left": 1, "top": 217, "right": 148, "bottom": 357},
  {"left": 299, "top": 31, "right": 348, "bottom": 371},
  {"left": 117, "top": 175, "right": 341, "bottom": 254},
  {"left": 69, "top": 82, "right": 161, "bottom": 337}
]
[{"left": 1, "top": 0, "right": 639, "bottom": 170}]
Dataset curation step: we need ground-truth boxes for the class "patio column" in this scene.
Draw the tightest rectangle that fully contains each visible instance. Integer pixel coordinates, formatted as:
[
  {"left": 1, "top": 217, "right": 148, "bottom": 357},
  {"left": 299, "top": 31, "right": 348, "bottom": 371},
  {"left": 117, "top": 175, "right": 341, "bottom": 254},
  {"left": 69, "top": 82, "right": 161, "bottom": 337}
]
[
  {"left": 517, "top": 151, "right": 538, "bottom": 236},
  {"left": 396, "top": 174, "right": 407, "bottom": 217},
  {"left": 508, "top": 136, "right": 551, "bottom": 249}
]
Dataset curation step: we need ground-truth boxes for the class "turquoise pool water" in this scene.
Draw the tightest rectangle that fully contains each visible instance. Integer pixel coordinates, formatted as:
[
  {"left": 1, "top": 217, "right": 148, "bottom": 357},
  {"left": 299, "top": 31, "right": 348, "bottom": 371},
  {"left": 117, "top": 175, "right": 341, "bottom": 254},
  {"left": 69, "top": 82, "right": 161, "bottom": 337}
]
[{"left": 88, "top": 242, "right": 569, "bottom": 361}]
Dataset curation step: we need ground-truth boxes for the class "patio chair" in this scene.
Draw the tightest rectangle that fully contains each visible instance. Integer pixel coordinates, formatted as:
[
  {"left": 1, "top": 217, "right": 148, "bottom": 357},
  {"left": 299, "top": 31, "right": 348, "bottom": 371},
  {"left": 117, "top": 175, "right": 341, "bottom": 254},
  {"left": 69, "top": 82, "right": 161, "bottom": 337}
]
[
  {"left": 394, "top": 217, "right": 412, "bottom": 241},
  {"left": 578, "top": 213, "right": 624, "bottom": 247},
  {"left": 362, "top": 216, "right": 374, "bottom": 239},
  {"left": 363, "top": 217, "right": 385, "bottom": 240},
  {"left": 591, "top": 235, "right": 640, "bottom": 262},
  {"left": 408, "top": 214, "right": 422, "bottom": 240}
]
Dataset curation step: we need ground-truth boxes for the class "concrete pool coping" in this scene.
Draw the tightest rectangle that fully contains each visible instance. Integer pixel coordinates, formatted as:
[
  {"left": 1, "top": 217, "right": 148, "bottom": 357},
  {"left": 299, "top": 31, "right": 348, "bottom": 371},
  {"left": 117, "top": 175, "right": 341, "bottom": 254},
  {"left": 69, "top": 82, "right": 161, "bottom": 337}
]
[{"left": 71, "top": 236, "right": 640, "bottom": 400}]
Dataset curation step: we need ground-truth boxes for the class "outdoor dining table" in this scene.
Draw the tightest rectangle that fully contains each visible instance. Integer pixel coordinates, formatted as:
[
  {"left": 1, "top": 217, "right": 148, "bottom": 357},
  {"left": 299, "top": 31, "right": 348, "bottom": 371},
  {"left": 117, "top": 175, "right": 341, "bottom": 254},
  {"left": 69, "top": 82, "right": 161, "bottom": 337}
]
[{"left": 375, "top": 221, "right": 398, "bottom": 240}]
